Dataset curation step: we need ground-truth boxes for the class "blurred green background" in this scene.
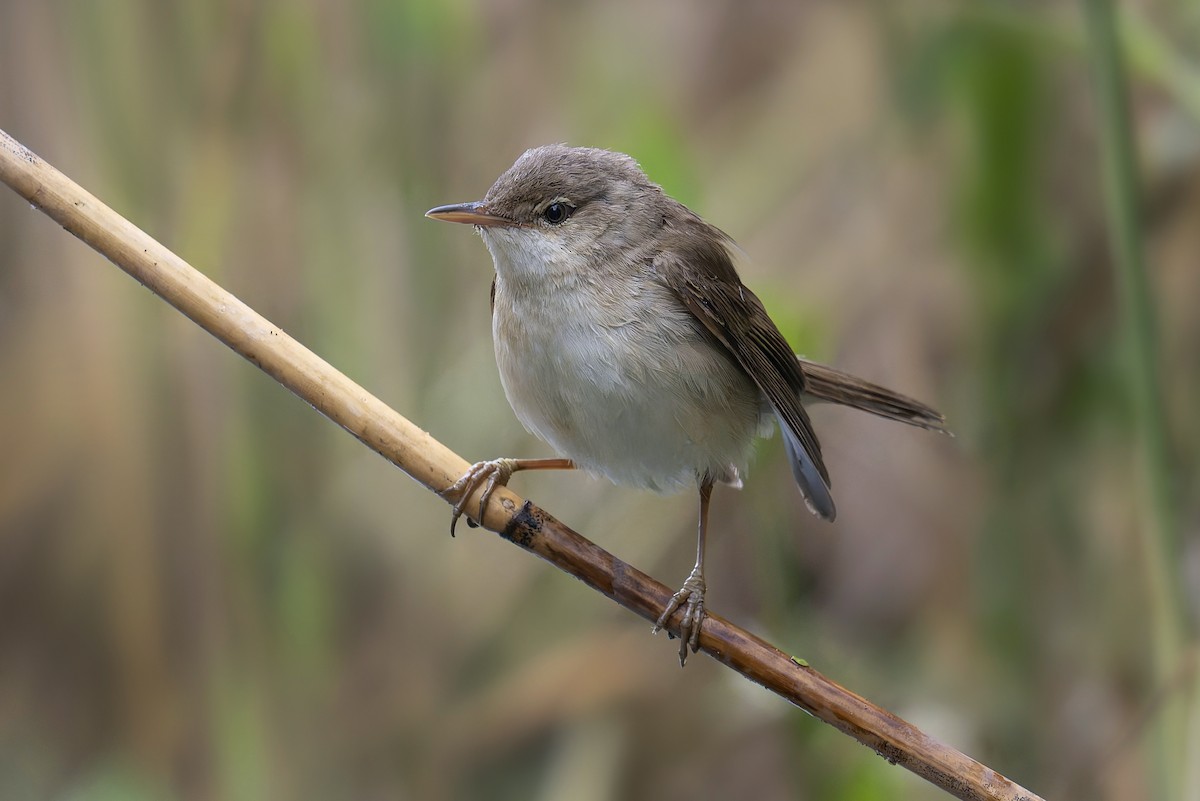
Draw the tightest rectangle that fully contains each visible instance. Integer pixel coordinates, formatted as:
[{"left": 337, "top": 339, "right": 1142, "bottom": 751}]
[{"left": 1, "top": 1, "right": 1198, "bottom": 799}]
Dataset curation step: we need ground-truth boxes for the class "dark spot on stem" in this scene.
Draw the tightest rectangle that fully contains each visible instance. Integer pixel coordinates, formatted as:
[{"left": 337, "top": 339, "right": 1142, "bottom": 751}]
[{"left": 502, "top": 501, "right": 541, "bottom": 549}]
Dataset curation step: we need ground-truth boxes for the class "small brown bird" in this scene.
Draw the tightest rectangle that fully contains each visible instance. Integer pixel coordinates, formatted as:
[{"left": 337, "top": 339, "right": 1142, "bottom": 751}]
[{"left": 427, "top": 145, "right": 948, "bottom": 664}]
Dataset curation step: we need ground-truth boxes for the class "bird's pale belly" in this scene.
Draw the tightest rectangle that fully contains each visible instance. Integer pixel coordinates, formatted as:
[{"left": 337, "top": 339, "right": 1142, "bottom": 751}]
[{"left": 492, "top": 278, "right": 766, "bottom": 493}]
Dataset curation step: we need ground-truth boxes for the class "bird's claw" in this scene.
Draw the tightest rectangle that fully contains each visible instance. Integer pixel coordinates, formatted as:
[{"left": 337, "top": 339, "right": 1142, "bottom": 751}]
[
  {"left": 441, "top": 458, "right": 518, "bottom": 536},
  {"left": 652, "top": 568, "right": 706, "bottom": 666}
]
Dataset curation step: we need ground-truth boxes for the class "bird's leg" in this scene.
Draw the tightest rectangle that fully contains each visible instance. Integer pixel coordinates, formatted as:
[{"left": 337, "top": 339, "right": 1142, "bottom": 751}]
[
  {"left": 441, "top": 457, "right": 575, "bottom": 535},
  {"left": 653, "top": 477, "right": 714, "bottom": 666}
]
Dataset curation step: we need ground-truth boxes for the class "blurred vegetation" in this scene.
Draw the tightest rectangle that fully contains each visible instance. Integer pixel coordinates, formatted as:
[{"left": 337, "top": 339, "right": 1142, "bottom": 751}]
[{"left": 2, "top": 1, "right": 1198, "bottom": 799}]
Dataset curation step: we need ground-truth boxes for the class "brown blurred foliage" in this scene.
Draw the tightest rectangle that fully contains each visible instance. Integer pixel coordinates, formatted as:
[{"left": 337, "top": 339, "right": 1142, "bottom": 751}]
[{"left": 1, "top": 1, "right": 1198, "bottom": 799}]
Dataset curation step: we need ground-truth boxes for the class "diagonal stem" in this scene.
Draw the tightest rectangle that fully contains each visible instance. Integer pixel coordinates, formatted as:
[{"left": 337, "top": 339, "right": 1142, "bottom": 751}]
[{"left": 0, "top": 127, "right": 1044, "bottom": 801}]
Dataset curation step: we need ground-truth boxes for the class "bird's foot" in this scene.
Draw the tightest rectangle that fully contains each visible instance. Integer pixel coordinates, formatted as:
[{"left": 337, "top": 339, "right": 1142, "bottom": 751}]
[
  {"left": 653, "top": 567, "right": 706, "bottom": 667},
  {"left": 441, "top": 458, "right": 519, "bottom": 536}
]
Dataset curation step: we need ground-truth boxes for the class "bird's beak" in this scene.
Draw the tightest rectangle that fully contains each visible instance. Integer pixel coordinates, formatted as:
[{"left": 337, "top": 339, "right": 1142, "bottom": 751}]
[{"left": 425, "top": 201, "right": 516, "bottom": 227}]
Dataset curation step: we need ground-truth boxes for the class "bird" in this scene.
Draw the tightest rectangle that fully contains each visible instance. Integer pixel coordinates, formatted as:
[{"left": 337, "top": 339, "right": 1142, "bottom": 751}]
[{"left": 426, "top": 144, "right": 948, "bottom": 665}]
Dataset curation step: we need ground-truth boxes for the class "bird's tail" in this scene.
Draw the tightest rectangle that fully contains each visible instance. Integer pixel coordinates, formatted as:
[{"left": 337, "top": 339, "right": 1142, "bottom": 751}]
[{"left": 798, "top": 357, "right": 951, "bottom": 435}]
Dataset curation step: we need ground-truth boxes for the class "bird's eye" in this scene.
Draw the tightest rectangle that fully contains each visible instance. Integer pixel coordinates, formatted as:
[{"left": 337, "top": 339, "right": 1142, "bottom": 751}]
[{"left": 542, "top": 202, "right": 574, "bottom": 224}]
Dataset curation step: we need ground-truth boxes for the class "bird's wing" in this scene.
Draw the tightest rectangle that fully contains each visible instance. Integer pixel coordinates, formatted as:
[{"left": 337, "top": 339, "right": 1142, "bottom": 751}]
[{"left": 654, "top": 230, "right": 836, "bottom": 521}]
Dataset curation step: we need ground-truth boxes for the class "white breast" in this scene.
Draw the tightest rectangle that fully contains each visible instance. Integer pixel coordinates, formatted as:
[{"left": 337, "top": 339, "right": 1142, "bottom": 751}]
[{"left": 485, "top": 243, "right": 766, "bottom": 494}]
